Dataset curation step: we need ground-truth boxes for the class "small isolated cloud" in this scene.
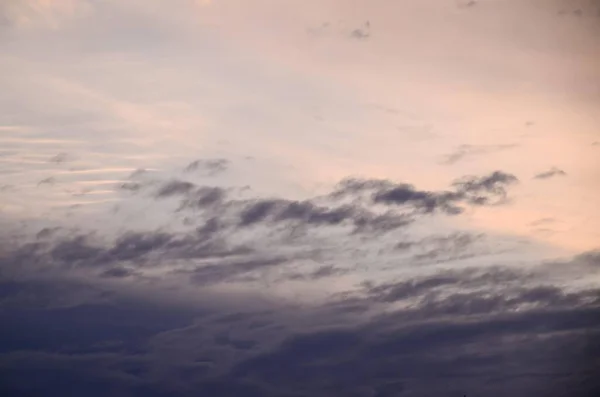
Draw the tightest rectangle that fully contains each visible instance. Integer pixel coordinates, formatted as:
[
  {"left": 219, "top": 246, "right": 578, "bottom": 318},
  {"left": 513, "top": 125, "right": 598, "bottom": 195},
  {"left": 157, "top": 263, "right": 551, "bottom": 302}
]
[
  {"left": 349, "top": 21, "right": 371, "bottom": 40},
  {"left": 37, "top": 177, "right": 57, "bottom": 186},
  {"left": 457, "top": 0, "right": 478, "bottom": 9},
  {"left": 533, "top": 167, "right": 567, "bottom": 180},
  {"left": 48, "top": 152, "right": 72, "bottom": 164}
]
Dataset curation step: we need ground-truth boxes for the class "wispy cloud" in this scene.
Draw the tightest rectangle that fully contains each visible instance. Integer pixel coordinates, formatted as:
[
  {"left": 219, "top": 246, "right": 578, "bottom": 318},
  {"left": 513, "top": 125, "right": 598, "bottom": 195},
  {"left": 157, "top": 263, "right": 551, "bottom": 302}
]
[
  {"left": 533, "top": 167, "right": 567, "bottom": 180},
  {"left": 0, "top": 0, "right": 92, "bottom": 30},
  {"left": 440, "top": 144, "right": 518, "bottom": 165}
]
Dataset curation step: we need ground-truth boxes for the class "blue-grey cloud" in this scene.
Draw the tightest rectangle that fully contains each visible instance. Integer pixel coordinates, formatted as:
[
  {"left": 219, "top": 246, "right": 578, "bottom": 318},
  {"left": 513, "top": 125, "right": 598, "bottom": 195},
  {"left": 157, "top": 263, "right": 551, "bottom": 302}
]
[
  {"left": 0, "top": 246, "right": 599, "bottom": 397},
  {"left": 333, "top": 170, "right": 518, "bottom": 213}
]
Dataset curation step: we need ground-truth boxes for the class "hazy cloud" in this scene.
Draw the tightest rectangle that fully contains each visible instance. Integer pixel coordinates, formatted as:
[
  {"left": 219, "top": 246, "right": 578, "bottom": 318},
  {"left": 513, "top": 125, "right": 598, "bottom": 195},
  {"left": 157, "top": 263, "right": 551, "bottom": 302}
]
[
  {"left": 534, "top": 167, "right": 567, "bottom": 180},
  {"left": 155, "top": 180, "right": 197, "bottom": 198},
  {"left": 184, "top": 158, "right": 229, "bottom": 176},
  {"left": 440, "top": 144, "right": 518, "bottom": 165}
]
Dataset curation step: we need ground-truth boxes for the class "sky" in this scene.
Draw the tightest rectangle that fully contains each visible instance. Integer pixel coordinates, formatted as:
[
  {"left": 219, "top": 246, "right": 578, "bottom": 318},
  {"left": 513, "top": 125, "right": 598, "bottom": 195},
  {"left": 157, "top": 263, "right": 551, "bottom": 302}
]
[{"left": 0, "top": 1, "right": 599, "bottom": 396}]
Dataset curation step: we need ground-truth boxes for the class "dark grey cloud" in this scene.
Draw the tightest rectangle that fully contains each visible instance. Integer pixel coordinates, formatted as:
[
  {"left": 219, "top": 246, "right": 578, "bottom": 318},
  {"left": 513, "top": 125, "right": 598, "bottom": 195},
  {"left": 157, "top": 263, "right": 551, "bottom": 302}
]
[
  {"left": 1, "top": 249, "right": 599, "bottom": 397},
  {"left": 0, "top": 170, "right": 518, "bottom": 286},
  {"left": 231, "top": 303, "right": 600, "bottom": 397},
  {"left": 100, "top": 266, "right": 136, "bottom": 278},
  {"left": 333, "top": 170, "right": 518, "bottom": 214},
  {"left": 573, "top": 249, "right": 600, "bottom": 267},
  {"left": 357, "top": 265, "right": 534, "bottom": 305},
  {"left": 155, "top": 180, "right": 196, "bottom": 198},
  {"left": 0, "top": 228, "right": 252, "bottom": 283},
  {"left": 36, "top": 227, "right": 60, "bottom": 240},
  {"left": 107, "top": 232, "right": 173, "bottom": 262},
  {"left": 42, "top": 232, "right": 176, "bottom": 269},
  {"left": 184, "top": 159, "right": 229, "bottom": 176},
  {"left": 371, "top": 184, "right": 464, "bottom": 213},
  {"left": 149, "top": 178, "right": 415, "bottom": 234},
  {"left": 177, "top": 186, "right": 228, "bottom": 209},
  {"left": 132, "top": 171, "right": 519, "bottom": 226},
  {"left": 412, "top": 285, "right": 596, "bottom": 318},
  {"left": 283, "top": 265, "right": 348, "bottom": 282},
  {"left": 451, "top": 171, "right": 518, "bottom": 204},
  {"left": 534, "top": 167, "right": 567, "bottom": 179},
  {"left": 119, "top": 181, "right": 144, "bottom": 192},
  {"left": 237, "top": 198, "right": 410, "bottom": 233},
  {"left": 50, "top": 236, "right": 106, "bottom": 265},
  {"left": 7, "top": 164, "right": 599, "bottom": 396}
]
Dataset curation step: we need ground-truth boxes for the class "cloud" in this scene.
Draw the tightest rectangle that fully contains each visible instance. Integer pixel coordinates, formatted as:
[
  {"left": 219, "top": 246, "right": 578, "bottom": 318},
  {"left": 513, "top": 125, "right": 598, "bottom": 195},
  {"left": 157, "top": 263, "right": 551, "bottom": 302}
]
[
  {"left": 307, "top": 20, "right": 372, "bottom": 41},
  {"left": 230, "top": 302, "right": 600, "bottom": 397},
  {"left": 451, "top": 171, "right": 518, "bottom": 204},
  {"left": 0, "top": 0, "right": 92, "bottom": 30},
  {"left": 37, "top": 177, "right": 57, "bottom": 186},
  {"left": 133, "top": 171, "right": 517, "bottom": 244},
  {"left": 353, "top": 265, "right": 535, "bottom": 305},
  {"left": 0, "top": 169, "right": 516, "bottom": 287},
  {"left": 183, "top": 159, "right": 229, "bottom": 176},
  {"left": 0, "top": 153, "right": 591, "bottom": 396},
  {"left": 440, "top": 144, "right": 518, "bottom": 165},
  {"left": 333, "top": 170, "right": 518, "bottom": 214},
  {"left": 100, "top": 266, "right": 136, "bottom": 278},
  {"left": 1, "top": 244, "right": 599, "bottom": 396},
  {"left": 186, "top": 256, "right": 291, "bottom": 286},
  {"left": 530, "top": 217, "right": 557, "bottom": 227},
  {"left": 349, "top": 28, "right": 370, "bottom": 40},
  {"left": 236, "top": 198, "right": 409, "bottom": 233},
  {"left": 457, "top": 0, "right": 478, "bottom": 9},
  {"left": 155, "top": 180, "right": 197, "bottom": 198},
  {"left": 534, "top": 167, "right": 567, "bottom": 180},
  {"left": 177, "top": 186, "right": 228, "bottom": 209},
  {"left": 48, "top": 152, "right": 73, "bottom": 164}
]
